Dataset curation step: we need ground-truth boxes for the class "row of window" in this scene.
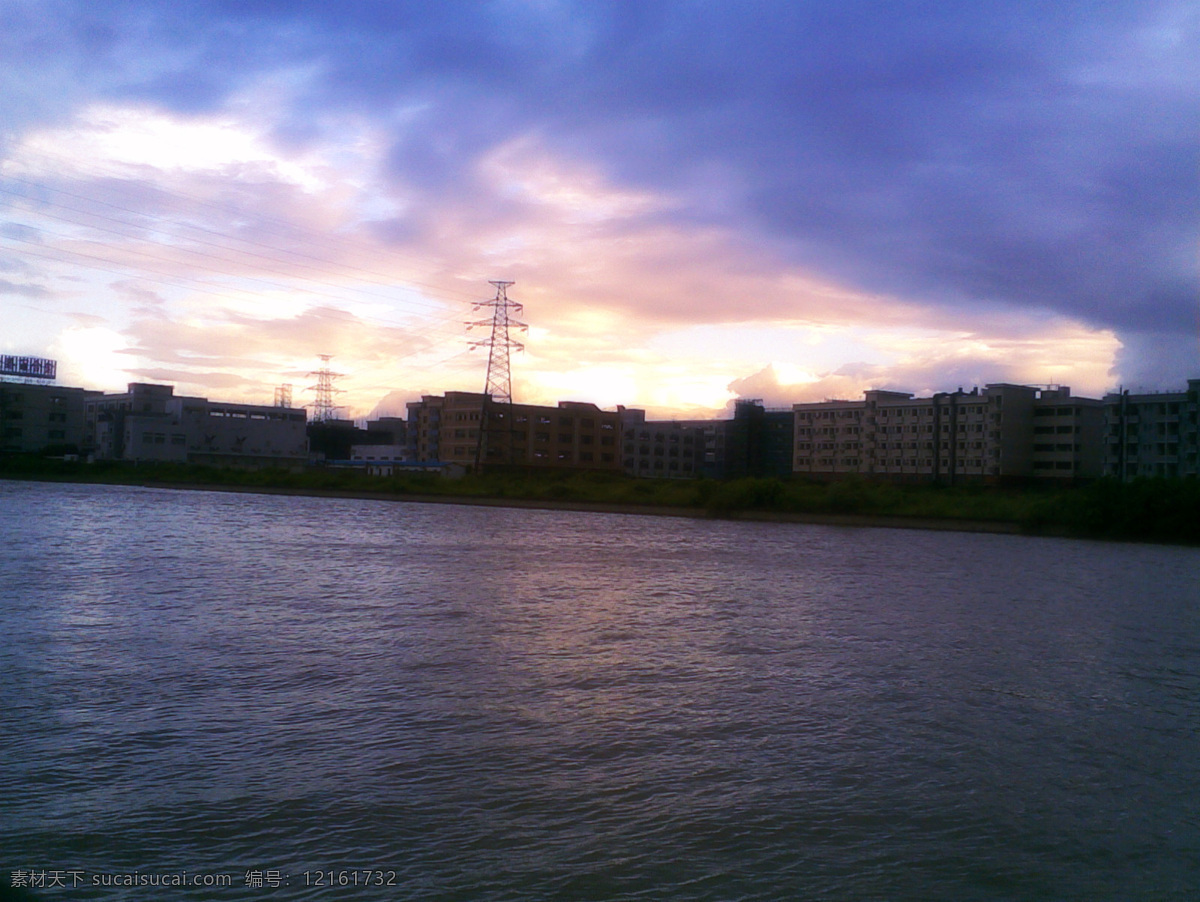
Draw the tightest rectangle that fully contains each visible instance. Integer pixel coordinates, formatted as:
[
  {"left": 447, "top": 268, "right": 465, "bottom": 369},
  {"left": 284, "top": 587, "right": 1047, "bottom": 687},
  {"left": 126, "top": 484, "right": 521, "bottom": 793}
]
[
  {"left": 622, "top": 430, "right": 696, "bottom": 443},
  {"left": 1033, "top": 406, "right": 1086, "bottom": 417},
  {"left": 625, "top": 459, "right": 694, "bottom": 471},
  {"left": 804, "top": 458, "right": 992, "bottom": 470},
  {"left": 626, "top": 446, "right": 688, "bottom": 457},
  {"left": 140, "top": 432, "right": 187, "bottom": 445}
]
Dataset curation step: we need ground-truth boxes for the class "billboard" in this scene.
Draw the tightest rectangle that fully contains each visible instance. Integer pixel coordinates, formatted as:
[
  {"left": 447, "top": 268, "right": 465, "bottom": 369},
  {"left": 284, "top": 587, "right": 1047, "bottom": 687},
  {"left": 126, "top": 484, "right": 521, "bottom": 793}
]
[{"left": 0, "top": 355, "right": 57, "bottom": 380}]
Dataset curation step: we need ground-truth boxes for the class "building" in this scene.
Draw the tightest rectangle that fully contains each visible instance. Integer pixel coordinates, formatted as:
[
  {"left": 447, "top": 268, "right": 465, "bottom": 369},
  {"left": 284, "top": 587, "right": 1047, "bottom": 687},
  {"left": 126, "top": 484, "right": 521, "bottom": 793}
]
[
  {"left": 618, "top": 407, "right": 704, "bottom": 478},
  {"left": 793, "top": 383, "right": 1103, "bottom": 483},
  {"left": 364, "top": 416, "right": 407, "bottom": 446},
  {"left": 86, "top": 383, "right": 308, "bottom": 468},
  {"left": 1028, "top": 388, "right": 1105, "bottom": 480},
  {"left": 306, "top": 419, "right": 366, "bottom": 463},
  {"left": 350, "top": 444, "right": 410, "bottom": 475},
  {"left": 0, "top": 381, "right": 100, "bottom": 454},
  {"left": 665, "top": 400, "right": 796, "bottom": 480},
  {"left": 725, "top": 399, "right": 795, "bottom": 479},
  {"left": 1104, "top": 378, "right": 1200, "bottom": 480},
  {"left": 87, "top": 383, "right": 187, "bottom": 462},
  {"left": 174, "top": 396, "right": 308, "bottom": 468},
  {"left": 407, "top": 391, "right": 621, "bottom": 471}
]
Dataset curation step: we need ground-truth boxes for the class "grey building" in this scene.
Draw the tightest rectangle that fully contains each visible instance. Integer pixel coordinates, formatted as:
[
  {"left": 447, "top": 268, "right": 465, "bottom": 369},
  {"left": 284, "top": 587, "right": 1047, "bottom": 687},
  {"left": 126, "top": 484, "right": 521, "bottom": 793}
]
[
  {"left": 618, "top": 407, "right": 704, "bottom": 478},
  {"left": 86, "top": 383, "right": 308, "bottom": 468},
  {"left": 0, "top": 381, "right": 100, "bottom": 454},
  {"left": 1104, "top": 378, "right": 1200, "bottom": 480}
]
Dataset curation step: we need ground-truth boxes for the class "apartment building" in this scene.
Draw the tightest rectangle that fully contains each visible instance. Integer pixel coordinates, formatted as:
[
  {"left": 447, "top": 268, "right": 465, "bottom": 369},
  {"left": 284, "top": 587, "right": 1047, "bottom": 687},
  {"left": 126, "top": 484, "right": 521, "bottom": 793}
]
[
  {"left": 1104, "top": 378, "right": 1200, "bottom": 480},
  {"left": 407, "top": 391, "right": 621, "bottom": 471},
  {"left": 618, "top": 407, "right": 704, "bottom": 478},
  {"left": 793, "top": 384, "right": 1102, "bottom": 483}
]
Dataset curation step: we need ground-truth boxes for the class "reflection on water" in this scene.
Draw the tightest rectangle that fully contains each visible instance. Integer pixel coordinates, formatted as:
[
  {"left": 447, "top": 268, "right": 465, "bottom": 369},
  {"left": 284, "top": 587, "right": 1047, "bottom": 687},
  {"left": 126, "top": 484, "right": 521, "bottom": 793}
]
[{"left": 2, "top": 481, "right": 1199, "bottom": 900}]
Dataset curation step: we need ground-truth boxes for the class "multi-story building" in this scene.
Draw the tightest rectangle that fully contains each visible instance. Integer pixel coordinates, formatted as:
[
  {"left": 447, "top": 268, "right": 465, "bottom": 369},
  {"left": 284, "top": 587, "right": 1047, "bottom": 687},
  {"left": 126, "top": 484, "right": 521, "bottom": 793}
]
[
  {"left": 174, "top": 396, "right": 308, "bottom": 468},
  {"left": 793, "top": 384, "right": 1103, "bottom": 483},
  {"left": 1029, "top": 388, "right": 1105, "bottom": 480},
  {"left": 86, "top": 383, "right": 308, "bottom": 468},
  {"left": 725, "top": 399, "right": 795, "bottom": 479},
  {"left": 669, "top": 400, "right": 796, "bottom": 480},
  {"left": 1104, "top": 378, "right": 1200, "bottom": 480},
  {"left": 407, "top": 392, "right": 621, "bottom": 471},
  {"left": 0, "top": 381, "right": 100, "bottom": 454},
  {"left": 86, "top": 382, "right": 182, "bottom": 460},
  {"left": 618, "top": 407, "right": 704, "bottom": 478}
]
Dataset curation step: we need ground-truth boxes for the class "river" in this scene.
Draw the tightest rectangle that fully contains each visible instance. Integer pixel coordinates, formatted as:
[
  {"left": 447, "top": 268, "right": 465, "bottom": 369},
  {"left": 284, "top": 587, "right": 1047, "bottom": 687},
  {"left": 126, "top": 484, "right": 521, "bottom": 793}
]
[{"left": 2, "top": 481, "right": 1198, "bottom": 900}]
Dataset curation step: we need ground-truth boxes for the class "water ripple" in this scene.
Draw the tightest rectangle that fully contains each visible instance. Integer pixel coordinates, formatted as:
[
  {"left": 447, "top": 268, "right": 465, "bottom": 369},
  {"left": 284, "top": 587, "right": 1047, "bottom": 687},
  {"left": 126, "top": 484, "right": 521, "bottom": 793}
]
[{"left": 2, "top": 482, "right": 1199, "bottom": 900}]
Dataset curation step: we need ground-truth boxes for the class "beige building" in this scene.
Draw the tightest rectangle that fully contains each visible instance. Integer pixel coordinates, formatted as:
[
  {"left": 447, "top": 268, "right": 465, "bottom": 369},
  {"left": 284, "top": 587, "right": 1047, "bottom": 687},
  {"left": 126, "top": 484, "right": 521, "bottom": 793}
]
[
  {"left": 793, "top": 384, "right": 1103, "bottom": 483},
  {"left": 407, "top": 391, "right": 620, "bottom": 471}
]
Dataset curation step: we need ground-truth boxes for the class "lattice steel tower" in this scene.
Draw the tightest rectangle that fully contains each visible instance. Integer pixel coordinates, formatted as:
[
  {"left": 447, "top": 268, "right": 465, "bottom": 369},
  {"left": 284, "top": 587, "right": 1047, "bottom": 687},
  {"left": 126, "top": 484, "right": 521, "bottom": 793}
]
[
  {"left": 306, "top": 355, "right": 344, "bottom": 422},
  {"left": 467, "top": 281, "right": 527, "bottom": 468},
  {"left": 274, "top": 383, "right": 293, "bottom": 408}
]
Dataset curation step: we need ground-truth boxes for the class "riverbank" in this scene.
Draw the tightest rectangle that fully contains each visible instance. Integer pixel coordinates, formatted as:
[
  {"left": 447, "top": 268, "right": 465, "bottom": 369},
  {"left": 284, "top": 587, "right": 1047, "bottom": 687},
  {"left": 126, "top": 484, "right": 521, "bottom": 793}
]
[
  {"left": 4, "top": 456, "right": 1197, "bottom": 544},
  {"left": 121, "top": 479, "right": 1032, "bottom": 536}
]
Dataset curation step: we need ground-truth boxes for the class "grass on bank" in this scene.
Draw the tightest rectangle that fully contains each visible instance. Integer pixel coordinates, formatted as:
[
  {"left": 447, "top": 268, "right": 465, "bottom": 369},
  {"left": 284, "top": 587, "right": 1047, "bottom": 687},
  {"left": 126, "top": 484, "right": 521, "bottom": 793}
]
[{"left": 2, "top": 454, "right": 1198, "bottom": 545}]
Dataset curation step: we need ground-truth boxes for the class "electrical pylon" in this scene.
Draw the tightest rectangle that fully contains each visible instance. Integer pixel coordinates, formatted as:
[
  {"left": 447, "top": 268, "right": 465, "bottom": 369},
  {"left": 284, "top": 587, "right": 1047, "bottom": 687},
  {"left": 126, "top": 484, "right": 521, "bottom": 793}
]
[
  {"left": 467, "top": 281, "right": 527, "bottom": 469},
  {"left": 274, "top": 384, "right": 293, "bottom": 408},
  {"left": 306, "top": 355, "right": 344, "bottom": 422}
]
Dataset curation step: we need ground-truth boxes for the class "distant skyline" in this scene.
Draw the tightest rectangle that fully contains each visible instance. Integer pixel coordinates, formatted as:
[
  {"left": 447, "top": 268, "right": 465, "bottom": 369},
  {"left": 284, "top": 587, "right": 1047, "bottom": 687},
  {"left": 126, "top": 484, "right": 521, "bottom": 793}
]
[{"left": 2, "top": 1, "right": 1196, "bottom": 419}]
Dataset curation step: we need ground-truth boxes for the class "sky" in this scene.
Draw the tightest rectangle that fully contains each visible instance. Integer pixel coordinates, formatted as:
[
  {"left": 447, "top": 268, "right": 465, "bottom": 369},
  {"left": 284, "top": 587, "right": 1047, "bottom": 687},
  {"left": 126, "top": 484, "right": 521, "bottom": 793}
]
[{"left": 1, "top": 1, "right": 1196, "bottom": 419}]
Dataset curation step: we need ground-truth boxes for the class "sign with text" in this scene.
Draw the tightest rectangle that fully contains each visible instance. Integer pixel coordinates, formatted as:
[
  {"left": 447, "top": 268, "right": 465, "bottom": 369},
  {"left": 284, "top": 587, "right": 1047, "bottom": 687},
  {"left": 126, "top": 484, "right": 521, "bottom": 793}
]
[{"left": 0, "top": 355, "right": 57, "bottom": 380}]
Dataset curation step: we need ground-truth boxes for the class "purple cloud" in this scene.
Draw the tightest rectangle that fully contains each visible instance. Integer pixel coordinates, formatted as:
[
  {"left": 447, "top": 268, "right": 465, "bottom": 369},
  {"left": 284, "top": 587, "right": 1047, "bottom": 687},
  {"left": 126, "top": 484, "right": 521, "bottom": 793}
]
[{"left": 2, "top": 0, "right": 1196, "bottom": 393}]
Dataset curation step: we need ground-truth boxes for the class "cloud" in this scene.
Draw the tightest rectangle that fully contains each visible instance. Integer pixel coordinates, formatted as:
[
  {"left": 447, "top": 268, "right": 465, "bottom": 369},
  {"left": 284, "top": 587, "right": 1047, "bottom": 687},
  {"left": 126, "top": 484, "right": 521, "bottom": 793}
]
[
  {"left": 0, "top": 279, "right": 52, "bottom": 298},
  {"left": 727, "top": 315, "right": 1122, "bottom": 407},
  {"left": 2, "top": 1, "right": 1195, "bottom": 414},
  {"left": 367, "top": 389, "right": 418, "bottom": 420}
]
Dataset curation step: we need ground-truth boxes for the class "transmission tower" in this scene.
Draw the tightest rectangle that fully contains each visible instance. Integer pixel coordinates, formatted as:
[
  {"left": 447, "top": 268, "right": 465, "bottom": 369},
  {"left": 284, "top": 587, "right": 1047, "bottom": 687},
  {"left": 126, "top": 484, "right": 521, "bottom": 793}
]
[
  {"left": 306, "top": 355, "right": 344, "bottom": 422},
  {"left": 467, "top": 280, "right": 527, "bottom": 469},
  {"left": 274, "top": 383, "right": 293, "bottom": 408}
]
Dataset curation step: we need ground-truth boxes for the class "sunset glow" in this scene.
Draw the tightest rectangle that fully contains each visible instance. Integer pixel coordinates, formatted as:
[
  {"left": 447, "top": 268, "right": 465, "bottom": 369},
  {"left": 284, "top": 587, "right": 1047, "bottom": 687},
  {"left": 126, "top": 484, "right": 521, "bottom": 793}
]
[{"left": 2, "top": 2, "right": 1195, "bottom": 416}]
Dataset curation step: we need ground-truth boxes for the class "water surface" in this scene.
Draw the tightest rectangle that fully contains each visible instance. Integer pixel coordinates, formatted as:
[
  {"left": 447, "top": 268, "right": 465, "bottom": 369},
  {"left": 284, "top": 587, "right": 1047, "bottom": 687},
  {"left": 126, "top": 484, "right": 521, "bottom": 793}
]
[{"left": 2, "top": 481, "right": 1198, "bottom": 900}]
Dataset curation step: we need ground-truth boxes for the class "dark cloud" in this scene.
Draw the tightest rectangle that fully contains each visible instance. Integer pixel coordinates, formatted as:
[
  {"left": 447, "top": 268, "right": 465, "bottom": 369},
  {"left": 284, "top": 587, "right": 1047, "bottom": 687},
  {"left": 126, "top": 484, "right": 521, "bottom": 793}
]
[{"left": 4, "top": 1, "right": 1197, "bottom": 383}]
